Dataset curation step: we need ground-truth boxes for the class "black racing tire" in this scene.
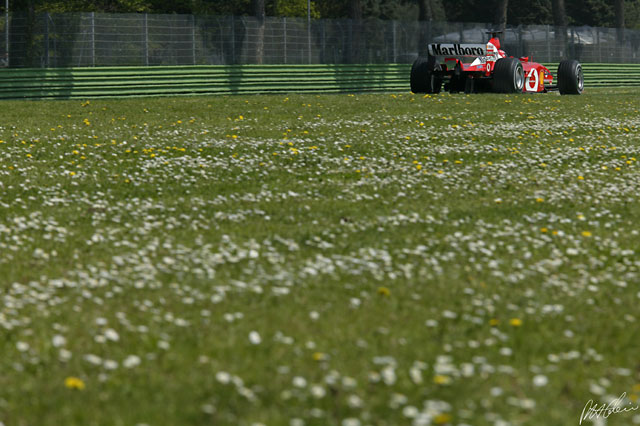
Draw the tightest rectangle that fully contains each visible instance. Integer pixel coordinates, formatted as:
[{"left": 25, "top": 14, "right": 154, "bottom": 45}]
[
  {"left": 410, "top": 56, "right": 442, "bottom": 94},
  {"left": 557, "top": 60, "right": 584, "bottom": 95},
  {"left": 492, "top": 57, "right": 525, "bottom": 93}
]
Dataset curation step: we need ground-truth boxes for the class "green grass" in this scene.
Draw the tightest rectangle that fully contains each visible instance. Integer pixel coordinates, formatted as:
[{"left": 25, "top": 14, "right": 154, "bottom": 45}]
[{"left": 1, "top": 88, "right": 640, "bottom": 425}]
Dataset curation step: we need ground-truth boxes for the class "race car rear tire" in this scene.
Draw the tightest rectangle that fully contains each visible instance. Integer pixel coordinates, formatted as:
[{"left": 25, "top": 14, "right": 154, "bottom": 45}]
[
  {"left": 492, "top": 57, "right": 524, "bottom": 93},
  {"left": 410, "top": 56, "right": 442, "bottom": 94},
  {"left": 557, "top": 60, "right": 584, "bottom": 95}
]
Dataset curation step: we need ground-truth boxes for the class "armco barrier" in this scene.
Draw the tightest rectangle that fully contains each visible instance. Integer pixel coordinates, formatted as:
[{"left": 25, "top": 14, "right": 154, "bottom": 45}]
[
  {"left": 0, "top": 64, "right": 409, "bottom": 100},
  {"left": 0, "top": 63, "right": 637, "bottom": 100}
]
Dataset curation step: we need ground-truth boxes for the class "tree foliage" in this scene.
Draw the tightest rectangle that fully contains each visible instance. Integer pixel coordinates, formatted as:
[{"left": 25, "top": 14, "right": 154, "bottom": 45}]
[
  {"left": 275, "top": 0, "right": 320, "bottom": 18},
  {"left": 5, "top": 0, "right": 639, "bottom": 29}
]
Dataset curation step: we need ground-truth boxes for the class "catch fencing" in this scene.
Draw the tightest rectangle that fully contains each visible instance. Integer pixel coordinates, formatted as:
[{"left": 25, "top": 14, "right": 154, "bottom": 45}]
[{"left": 2, "top": 13, "right": 640, "bottom": 68}]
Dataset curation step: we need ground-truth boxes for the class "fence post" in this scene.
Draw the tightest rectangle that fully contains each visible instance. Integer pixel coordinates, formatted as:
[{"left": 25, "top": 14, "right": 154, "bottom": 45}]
[
  {"left": 321, "top": 20, "right": 325, "bottom": 63},
  {"left": 348, "top": 19, "right": 352, "bottom": 63},
  {"left": 518, "top": 26, "right": 524, "bottom": 58},
  {"left": 4, "top": 1, "right": 8, "bottom": 67},
  {"left": 191, "top": 14, "right": 196, "bottom": 65},
  {"left": 231, "top": 17, "right": 235, "bottom": 64},
  {"left": 91, "top": 12, "right": 95, "bottom": 66},
  {"left": 44, "top": 13, "right": 49, "bottom": 67},
  {"left": 143, "top": 14, "right": 149, "bottom": 66},
  {"left": 596, "top": 27, "right": 601, "bottom": 63},
  {"left": 307, "top": 11, "right": 311, "bottom": 63},
  {"left": 570, "top": 27, "right": 575, "bottom": 59},
  {"left": 546, "top": 25, "right": 550, "bottom": 62},
  {"left": 219, "top": 18, "right": 224, "bottom": 64},
  {"left": 392, "top": 20, "right": 397, "bottom": 63}
]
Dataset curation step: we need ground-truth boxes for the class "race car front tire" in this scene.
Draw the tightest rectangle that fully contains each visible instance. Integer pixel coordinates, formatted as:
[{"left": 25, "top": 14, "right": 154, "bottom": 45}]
[
  {"left": 557, "top": 60, "right": 584, "bottom": 95},
  {"left": 410, "top": 56, "right": 442, "bottom": 94},
  {"left": 492, "top": 57, "right": 525, "bottom": 93}
]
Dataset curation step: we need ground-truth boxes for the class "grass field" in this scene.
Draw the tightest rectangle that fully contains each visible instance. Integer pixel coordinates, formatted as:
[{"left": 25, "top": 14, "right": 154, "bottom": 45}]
[{"left": 1, "top": 88, "right": 640, "bottom": 426}]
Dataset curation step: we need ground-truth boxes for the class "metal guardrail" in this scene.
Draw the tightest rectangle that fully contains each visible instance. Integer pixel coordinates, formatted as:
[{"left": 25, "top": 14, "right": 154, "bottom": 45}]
[
  {"left": 0, "top": 63, "right": 637, "bottom": 100},
  {"left": 543, "top": 63, "right": 640, "bottom": 87},
  {"left": 576, "top": 64, "right": 640, "bottom": 87},
  {"left": 0, "top": 64, "right": 408, "bottom": 99}
]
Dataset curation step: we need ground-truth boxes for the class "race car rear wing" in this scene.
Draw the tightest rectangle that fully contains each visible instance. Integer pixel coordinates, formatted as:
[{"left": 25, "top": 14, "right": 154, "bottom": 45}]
[{"left": 428, "top": 43, "right": 487, "bottom": 57}]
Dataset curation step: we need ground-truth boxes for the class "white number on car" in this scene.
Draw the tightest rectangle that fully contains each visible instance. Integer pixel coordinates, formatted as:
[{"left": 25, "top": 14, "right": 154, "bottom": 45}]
[{"left": 525, "top": 68, "right": 539, "bottom": 92}]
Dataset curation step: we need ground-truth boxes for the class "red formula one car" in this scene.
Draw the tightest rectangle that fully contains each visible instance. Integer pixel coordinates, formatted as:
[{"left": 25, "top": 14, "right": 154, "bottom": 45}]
[{"left": 411, "top": 31, "right": 584, "bottom": 95}]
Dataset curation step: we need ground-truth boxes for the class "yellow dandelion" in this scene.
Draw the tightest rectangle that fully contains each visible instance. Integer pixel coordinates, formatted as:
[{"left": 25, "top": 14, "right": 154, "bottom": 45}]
[
  {"left": 509, "top": 318, "right": 523, "bottom": 327},
  {"left": 582, "top": 231, "right": 592, "bottom": 237},
  {"left": 64, "top": 376, "right": 86, "bottom": 390},
  {"left": 433, "top": 375, "right": 451, "bottom": 385},
  {"left": 312, "top": 352, "right": 328, "bottom": 362},
  {"left": 489, "top": 318, "right": 499, "bottom": 327},
  {"left": 377, "top": 287, "right": 391, "bottom": 297},
  {"left": 434, "top": 413, "right": 453, "bottom": 424}
]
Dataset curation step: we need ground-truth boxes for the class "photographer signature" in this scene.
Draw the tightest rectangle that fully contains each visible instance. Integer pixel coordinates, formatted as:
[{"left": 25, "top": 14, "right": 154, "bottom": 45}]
[{"left": 580, "top": 392, "right": 639, "bottom": 424}]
